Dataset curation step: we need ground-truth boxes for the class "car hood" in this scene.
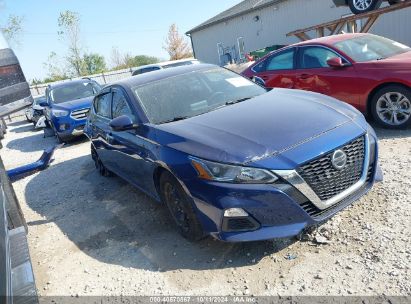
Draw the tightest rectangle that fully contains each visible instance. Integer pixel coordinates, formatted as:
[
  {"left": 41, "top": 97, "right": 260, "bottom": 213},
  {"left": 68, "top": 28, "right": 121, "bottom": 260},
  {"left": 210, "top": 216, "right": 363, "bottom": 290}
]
[
  {"left": 52, "top": 96, "right": 93, "bottom": 110},
  {"left": 155, "top": 89, "right": 366, "bottom": 165},
  {"left": 359, "top": 50, "right": 411, "bottom": 70}
]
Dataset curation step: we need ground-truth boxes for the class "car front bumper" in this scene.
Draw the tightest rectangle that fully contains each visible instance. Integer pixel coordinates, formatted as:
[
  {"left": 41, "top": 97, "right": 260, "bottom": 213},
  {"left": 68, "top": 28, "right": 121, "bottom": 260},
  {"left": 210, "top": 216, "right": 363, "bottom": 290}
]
[
  {"left": 186, "top": 133, "right": 380, "bottom": 242},
  {"left": 51, "top": 116, "right": 87, "bottom": 139}
]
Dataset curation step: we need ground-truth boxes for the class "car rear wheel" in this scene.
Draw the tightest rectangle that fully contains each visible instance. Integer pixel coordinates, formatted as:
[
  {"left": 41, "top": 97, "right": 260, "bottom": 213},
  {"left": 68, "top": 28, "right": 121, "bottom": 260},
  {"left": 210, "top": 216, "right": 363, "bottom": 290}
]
[
  {"left": 371, "top": 85, "right": 411, "bottom": 129},
  {"left": 159, "top": 171, "right": 204, "bottom": 241},
  {"left": 348, "top": 0, "right": 383, "bottom": 14}
]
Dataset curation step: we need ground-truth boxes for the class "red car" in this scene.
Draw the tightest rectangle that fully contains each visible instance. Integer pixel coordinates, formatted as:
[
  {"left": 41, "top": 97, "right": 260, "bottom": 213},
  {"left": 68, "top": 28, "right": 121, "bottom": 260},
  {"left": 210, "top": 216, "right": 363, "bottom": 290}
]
[{"left": 242, "top": 33, "right": 411, "bottom": 129}]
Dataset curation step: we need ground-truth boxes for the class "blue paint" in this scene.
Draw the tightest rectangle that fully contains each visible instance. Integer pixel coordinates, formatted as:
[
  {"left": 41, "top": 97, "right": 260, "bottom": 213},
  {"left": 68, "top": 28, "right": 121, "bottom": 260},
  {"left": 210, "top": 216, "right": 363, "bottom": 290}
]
[{"left": 85, "top": 64, "right": 380, "bottom": 242}]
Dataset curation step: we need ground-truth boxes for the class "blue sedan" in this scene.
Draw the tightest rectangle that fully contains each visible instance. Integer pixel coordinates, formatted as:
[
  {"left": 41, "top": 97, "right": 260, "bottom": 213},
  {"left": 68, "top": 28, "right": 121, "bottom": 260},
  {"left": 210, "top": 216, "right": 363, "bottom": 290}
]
[{"left": 84, "top": 64, "right": 382, "bottom": 242}]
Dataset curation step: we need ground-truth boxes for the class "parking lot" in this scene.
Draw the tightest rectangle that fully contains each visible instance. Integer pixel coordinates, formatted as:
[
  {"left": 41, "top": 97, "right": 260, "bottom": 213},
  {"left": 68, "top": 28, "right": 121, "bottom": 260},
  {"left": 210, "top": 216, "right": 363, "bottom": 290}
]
[{"left": 1, "top": 115, "right": 410, "bottom": 296}]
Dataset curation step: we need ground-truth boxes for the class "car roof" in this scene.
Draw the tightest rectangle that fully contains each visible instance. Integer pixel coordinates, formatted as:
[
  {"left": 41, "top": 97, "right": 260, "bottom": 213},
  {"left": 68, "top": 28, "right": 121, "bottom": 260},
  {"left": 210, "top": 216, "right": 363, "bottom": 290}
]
[
  {"left": 291, "top": 33, "right": 370, "bottom": 47},
  {"left": 134, "top": 63, "right": 162, "bottom": 70},
  {"left": 114, "top": 63, "right": 218, "bottom": 88},
  {"left": 133, "top": 58, "right": 199, "bottom": 71},
  {"left": 48, "top": 78, "right": 96, "bottom": 90}
]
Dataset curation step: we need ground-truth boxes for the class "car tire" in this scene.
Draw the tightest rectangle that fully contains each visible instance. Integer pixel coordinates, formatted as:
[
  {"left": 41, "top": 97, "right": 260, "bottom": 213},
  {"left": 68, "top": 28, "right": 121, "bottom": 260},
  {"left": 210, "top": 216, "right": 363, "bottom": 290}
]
[
  {"left": 91, "top": 145, "right": 113, "bottom": 177},
  {"left": 159, "top": 171, "right": 205, "bottom": 241},
  {"left": 56, "top": 133, "right": 65, "bottom": 144},
  {"left": 348, "top": 0, "right": 383, "bottom": 14},
  {"left": 0, "top": 118, "right": 7, "bottom": 134},
  {"left": 371, "top": 85, "right": 411, "bottom": 129}
]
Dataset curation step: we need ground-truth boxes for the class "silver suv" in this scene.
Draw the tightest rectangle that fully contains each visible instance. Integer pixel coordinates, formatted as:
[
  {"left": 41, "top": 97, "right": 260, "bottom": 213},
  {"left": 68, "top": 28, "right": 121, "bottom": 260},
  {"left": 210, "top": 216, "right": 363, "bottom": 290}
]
[{"left": 333, "top": 0, "right": 403, "bottom": 14}]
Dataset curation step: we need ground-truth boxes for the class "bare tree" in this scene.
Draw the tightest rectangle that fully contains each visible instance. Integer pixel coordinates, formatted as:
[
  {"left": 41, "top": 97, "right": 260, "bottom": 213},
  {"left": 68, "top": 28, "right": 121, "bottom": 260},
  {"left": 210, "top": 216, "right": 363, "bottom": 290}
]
[
  {"left": 43, "top": 51, "right": 68, "bottom": 82},
  {"left": 1, "top": 15, "right": 24, "bottom": 46},
  {"left": 110, "top": 47, "right": 123, "bottom": 69},
  {"left": 57, "top": 10, "right": 84, "bottom": 76},
  {"left": 163, "top": 23, "right": 193, "bottom": 60}
]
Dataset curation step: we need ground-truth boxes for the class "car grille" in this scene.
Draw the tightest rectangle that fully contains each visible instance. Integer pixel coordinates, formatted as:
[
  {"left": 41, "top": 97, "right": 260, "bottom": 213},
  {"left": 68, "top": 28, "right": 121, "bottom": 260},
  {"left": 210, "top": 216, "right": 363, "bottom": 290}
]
[
  {"left": 297, "top": 136, "right": 365, "bottom": 201},
  {"left": 71, "top": 108, "right": 90, "bottom": 120}
]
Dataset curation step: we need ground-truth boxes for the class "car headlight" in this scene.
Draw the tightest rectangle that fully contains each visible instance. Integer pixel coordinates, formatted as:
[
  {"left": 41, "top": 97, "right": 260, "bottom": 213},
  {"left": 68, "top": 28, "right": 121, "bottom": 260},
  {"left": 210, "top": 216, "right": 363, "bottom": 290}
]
[
  {"left": 190, "top": 157, "right": 278, "bottom": 184},
  {"left": 51, "top": 109, "right": 69, "bottom": 117}
]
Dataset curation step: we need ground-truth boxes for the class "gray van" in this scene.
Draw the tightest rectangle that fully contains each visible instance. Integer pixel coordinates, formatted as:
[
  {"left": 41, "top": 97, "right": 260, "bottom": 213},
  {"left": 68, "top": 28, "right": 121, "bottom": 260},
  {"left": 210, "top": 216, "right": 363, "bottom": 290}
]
[
  {"left": 0, "top": 32, "right": 38, "bottom": 304},
  {"left": 0, "top": 34, "right": 33, "bottom": 117}
]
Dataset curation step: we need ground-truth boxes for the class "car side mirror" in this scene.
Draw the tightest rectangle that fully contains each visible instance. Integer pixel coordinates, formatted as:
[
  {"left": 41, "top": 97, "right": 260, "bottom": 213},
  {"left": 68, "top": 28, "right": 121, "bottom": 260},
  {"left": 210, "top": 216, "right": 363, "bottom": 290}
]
[
  {"left": 252, "top": 76, "right": 266, "bottom": 87},
  {"left": 109, "top": 115, "right": 139, "bottom": 132},
  {"left": 327, "top": 57, "right": 346, "bottom": 68}
]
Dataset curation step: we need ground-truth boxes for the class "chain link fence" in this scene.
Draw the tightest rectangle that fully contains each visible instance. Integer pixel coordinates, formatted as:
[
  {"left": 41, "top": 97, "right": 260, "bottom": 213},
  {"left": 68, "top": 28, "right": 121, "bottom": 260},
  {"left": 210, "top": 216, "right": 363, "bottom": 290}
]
[{"left": 30, "top": 67, "right": 135, "bottom": 96}]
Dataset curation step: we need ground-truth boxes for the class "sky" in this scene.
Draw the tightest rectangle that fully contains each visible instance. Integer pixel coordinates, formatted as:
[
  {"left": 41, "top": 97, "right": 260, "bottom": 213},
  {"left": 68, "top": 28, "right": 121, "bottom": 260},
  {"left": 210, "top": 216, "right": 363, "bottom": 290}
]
[{"left": 0, "top": 0, "right": 242, "bottom": 81}]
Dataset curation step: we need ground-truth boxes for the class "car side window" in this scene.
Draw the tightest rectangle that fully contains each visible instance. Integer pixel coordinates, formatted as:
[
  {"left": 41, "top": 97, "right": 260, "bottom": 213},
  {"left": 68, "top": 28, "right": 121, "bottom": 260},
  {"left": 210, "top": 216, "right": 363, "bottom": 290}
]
[
  {"left": 299, "top": 46, "right": 344, "bottom": 69},
  {"left": 94, "top": 92, "right": 112, "bottom": 118},
  {"left": 112, "top": 91, "right": 134, "bottom": 120},
  {"left": 266, "top": 49, "right": 295, "bottom": 71}
]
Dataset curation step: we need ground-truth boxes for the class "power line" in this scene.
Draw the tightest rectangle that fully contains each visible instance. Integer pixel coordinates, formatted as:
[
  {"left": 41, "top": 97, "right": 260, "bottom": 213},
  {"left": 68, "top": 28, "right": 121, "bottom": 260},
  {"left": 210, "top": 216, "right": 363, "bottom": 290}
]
[{"left": 22, "top": 29, "right": 165, "bottom": 36}]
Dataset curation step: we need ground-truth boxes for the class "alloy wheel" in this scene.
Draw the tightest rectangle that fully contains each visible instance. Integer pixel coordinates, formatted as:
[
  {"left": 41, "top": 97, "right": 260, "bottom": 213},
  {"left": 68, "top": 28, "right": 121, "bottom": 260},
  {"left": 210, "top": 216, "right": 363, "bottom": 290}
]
[
  {"left": 163, "top": 182, "right": 190, "bottom": 233},
  {"left": 376, "top": 92, "right": 411, "bottom": 126},
  {"left": 353, "top": 0, "right": 374, "bottom": 10}
]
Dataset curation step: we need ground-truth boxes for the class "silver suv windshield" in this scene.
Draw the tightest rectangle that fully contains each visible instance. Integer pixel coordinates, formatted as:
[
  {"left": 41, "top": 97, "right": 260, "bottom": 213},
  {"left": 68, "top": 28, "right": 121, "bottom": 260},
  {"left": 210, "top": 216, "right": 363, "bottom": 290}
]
[
  {"left": 334, "top": 35, "right": 411, "bottom": 62},
  {"left": 134, "top": 68, "right": 267, "bottom": 124}
]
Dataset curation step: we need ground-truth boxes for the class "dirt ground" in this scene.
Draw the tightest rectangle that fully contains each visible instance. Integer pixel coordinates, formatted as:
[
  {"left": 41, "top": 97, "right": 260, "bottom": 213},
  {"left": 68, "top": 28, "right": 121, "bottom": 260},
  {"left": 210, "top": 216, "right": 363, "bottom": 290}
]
[{"left": 0, "top": 115, "right": 410, "bottom": 297}]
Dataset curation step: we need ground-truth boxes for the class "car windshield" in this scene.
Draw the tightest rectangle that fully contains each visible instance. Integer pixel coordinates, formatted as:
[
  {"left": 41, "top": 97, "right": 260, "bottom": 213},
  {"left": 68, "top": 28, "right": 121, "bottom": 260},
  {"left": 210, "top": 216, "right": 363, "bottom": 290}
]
[
  {"left": 134, "top": 68, "right": 267, "bottom": 124},
  {"left": 49, "top": 81, "right": 101, "bottom": 104},
  {"left": 334, "top": 35, "right": 411, "bottom": 62}
]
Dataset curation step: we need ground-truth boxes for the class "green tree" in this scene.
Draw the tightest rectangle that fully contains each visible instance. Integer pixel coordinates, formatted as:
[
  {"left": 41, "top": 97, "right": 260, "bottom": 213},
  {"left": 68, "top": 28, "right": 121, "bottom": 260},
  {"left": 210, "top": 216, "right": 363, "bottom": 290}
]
[
  {"left": 82, "top": 53, "right": 106, "bottom": 75},
  {"left": 109, "top": 47, "right": 159, "bottom": 70},
  {"left": 1, "top": 15, "right": 24, "bottom": 46},
  {"left": 57, "top": 10, "right": 84, "bottom": 76},
  {"left": 131, "top": 55, "right": 159, "bottom": 67},
  {"left": 163, "top": 23, "right": 193, "bottom": 60}
]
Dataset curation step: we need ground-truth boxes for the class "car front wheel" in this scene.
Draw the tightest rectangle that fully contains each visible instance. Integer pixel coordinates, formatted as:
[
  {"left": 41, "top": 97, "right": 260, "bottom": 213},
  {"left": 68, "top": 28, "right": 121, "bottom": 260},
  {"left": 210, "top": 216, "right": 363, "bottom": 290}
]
[
  {"left": 160, "top": 171, "right": 204, "bottom": 241},
  {"left": 348, "top": 0, "right": 383, "bottom": 14},
  {"left": 91, "top": 144, "right": 113, "bottom": 177},
  {"left": 371, "top": 85, "right": 411, "bottom": 129}
]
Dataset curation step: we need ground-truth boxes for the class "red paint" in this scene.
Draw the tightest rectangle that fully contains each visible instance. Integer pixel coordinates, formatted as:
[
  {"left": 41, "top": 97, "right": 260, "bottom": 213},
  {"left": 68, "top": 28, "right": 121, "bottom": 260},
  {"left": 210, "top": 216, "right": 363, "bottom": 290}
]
[{"left": 242, "top": 33, "right": 411, "bottom": 114}]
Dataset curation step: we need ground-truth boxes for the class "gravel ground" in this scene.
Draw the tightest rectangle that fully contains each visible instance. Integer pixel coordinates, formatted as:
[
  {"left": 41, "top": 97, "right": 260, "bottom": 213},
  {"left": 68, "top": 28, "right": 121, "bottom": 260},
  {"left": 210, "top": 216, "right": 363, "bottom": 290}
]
[{"left": 0, "top": 115, "right": 410, "bottom": 297}]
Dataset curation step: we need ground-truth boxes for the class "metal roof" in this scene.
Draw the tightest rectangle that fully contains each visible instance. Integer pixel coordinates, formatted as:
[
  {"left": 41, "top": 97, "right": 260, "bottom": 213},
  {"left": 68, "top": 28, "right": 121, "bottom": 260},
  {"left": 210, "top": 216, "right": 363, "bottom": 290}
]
[{"left": 186, "top": 0, "right": 285, "bottom": 35}]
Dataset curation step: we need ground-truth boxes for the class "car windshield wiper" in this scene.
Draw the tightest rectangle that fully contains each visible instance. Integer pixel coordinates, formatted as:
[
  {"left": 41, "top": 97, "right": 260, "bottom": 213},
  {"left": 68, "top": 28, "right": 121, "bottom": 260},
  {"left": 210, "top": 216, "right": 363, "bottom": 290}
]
[
  {"left": 225, "top": 97, "right": 252, "bottom": 105},
  {"left": 160, "top": 116, "right": 190, "bottom": 124}
]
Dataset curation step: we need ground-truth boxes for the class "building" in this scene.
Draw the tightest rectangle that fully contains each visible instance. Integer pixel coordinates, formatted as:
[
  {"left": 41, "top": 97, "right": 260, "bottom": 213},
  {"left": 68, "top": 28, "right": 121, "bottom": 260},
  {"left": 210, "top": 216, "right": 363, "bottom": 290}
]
[{"left": 186, "top": 0, "right": 411, "bottom": 66}]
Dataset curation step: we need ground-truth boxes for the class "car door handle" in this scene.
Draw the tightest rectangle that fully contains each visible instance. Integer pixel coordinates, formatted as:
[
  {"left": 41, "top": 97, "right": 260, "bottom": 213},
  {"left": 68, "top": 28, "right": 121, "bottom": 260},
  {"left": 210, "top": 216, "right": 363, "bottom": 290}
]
[
  {"left": 298, "top": 74, "right": 312, "bottom": 80},
  {"left": 260, "top": 76, "right": 269, "bottom": 80}
]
